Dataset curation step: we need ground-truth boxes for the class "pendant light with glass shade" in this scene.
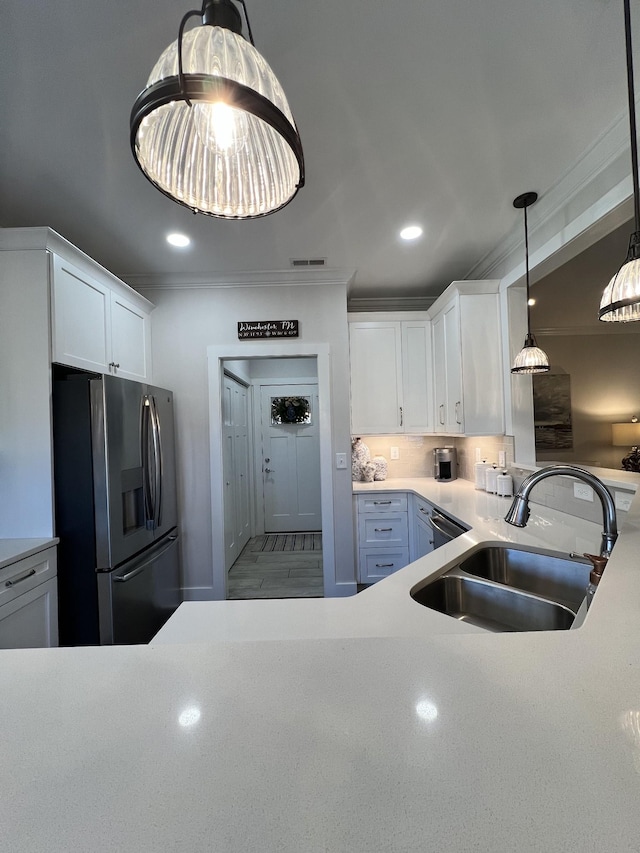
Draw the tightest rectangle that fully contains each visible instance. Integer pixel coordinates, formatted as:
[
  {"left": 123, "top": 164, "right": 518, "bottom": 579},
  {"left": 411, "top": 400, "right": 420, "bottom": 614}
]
[
  {"left": 600, "top": 0, "right": 640, "bottom": 321},
  {"left": 510, "top": 191, "right": 550, "bottom": 374},
  {"left": 130, "top": 0, "right": 304, "bottom": 219}
]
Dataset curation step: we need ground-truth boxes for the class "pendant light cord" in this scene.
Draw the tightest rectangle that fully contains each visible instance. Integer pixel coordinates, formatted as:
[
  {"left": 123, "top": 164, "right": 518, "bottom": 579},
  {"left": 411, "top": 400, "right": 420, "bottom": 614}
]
[
  {"left": 625, "top": 0, "right": 640, "bottom": 234},
  {"left": 524, "top": 203, "right": 533, "bottom": 338}
]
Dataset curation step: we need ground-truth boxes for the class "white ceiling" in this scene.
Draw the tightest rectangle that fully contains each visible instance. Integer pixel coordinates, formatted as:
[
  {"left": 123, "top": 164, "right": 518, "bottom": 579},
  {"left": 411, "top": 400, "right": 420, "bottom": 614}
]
[{"left": 0, "top": 0, "right": 631, "bottom": 302}]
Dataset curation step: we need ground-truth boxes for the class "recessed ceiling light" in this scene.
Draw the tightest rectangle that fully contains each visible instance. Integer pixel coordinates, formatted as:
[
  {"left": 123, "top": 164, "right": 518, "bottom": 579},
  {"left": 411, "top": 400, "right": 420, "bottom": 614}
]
[
  {"left": 400, "top": 225, "right": 423, "bottom": 241},
  {"left": 528, "top": 298, "right": 536, "bottom": 306},
  {"left": 167, "top": 233, "right": 191, "bottom": 248}
]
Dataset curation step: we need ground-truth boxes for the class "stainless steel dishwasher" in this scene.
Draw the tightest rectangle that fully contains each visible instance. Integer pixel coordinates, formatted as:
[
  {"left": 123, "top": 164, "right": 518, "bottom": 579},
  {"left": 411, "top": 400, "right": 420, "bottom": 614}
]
[{"left": 428, "top": 510, "right": 468, "bottom": 549}]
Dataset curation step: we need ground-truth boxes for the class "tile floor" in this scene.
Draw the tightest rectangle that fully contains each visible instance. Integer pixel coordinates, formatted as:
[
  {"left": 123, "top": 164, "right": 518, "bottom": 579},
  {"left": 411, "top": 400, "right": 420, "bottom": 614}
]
[{"left": 227, "top": 536, "right": 324, "bottom": 599}]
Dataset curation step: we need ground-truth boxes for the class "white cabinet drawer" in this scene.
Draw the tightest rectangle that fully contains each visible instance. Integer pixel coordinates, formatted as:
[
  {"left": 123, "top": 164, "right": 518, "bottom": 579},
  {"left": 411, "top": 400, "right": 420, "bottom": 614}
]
[
  {"left": 0, "top": 577, "right": 58, "bottom": 649},
  {"left": 0, "top": 547, "right": 57, "bottom": 607},
  {"left": 357, "top": 493, "right": 408, "bottom": 513},
  {"left": 358, "top": 549, "right": 410, "bottom": 582},
  {"left": 358, "top": 514, "right": 408, "bottom": 547}
]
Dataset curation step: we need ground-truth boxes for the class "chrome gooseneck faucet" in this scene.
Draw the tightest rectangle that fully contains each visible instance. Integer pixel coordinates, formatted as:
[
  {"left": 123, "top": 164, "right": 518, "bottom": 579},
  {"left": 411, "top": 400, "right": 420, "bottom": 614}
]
[{"left": 504, "top": 465, "right": 618, "bottom": 558}]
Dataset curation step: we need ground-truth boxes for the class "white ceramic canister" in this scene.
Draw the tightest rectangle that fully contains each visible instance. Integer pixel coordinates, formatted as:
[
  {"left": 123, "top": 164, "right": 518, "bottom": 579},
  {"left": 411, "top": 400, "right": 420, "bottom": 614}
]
[
  {"left": 485, "top": 464, "right": 499, "bottom": 494},
  {"left": 496, "top": 470, "right": 514, "bottom": 497},
  {"left": 474, "top": 460, "right": 489, "bottom": 490}
]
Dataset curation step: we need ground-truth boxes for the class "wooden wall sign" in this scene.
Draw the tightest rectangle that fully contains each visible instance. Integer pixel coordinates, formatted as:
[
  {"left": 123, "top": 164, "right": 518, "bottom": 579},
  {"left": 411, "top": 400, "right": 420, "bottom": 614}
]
[{"left": 238, "top": 320, "right": 299, "bottom": 339}]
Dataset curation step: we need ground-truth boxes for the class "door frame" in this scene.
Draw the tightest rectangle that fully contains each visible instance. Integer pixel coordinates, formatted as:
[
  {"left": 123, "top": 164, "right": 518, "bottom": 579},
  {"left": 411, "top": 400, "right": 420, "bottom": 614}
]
[{"left": 208, "top": 343, "right": 335, "bottom": 600}]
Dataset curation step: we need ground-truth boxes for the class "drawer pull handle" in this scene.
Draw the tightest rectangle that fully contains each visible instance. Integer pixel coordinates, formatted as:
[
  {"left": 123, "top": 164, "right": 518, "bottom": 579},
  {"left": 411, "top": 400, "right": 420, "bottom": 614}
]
[
  {"left": 376, "top": 563, "right": 395, "bottom": 568},
  {"left": 419, "top": 507, "right": 429, "bottom": 514},
  {"left": 374, "top": 527, "right": 393, "bottom": 532},
  {"left": 373, "top": 501, "right": 392, "bottom": 505},
  {"left": 5, "top": 568, "right": 37, "bottom": 588}
]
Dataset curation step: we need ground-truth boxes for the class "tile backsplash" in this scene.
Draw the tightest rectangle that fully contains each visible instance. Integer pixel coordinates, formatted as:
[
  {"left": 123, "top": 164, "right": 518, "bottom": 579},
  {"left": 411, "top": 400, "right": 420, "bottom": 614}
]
[
  {"left": 509, "top": 466, "right": 634, "bottom": 525},
  {"left": 355, "top": 434, "right": 515, "bottom": 481}
]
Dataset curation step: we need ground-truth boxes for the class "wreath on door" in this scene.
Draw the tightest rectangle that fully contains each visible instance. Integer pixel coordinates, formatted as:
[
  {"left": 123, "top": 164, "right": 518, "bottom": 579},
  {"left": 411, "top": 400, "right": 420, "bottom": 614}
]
[{"left": 271, "top": 396, "right": 310, "bottom": 424}]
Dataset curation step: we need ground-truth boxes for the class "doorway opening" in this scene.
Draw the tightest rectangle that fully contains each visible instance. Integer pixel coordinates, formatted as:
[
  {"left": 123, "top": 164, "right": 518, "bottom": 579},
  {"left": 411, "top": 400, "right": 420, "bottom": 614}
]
[{"left": 207, "top": 343, "right": 335, "bottom": 601}]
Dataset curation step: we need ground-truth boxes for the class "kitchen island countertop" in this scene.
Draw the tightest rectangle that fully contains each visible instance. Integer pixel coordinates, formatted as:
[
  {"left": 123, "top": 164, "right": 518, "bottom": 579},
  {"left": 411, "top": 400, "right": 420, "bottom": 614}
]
[
  {"left": 153, "top": 477, "right": 606, "bottom": 644},
  {"left": 3, "top": 478, "right": 640, "bottom": 851}
]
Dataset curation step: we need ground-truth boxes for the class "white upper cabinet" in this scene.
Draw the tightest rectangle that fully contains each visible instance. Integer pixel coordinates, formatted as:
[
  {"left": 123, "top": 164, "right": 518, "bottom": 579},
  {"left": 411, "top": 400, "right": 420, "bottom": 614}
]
[
  {"left": 349, "top": 315, "right": 433, "bottom": 435},
  {"left": 51, "top": 253, "right": 151, "bottom": 381},
  {"left": 429, "top": 281, "right": 504, "bottom": 436}
]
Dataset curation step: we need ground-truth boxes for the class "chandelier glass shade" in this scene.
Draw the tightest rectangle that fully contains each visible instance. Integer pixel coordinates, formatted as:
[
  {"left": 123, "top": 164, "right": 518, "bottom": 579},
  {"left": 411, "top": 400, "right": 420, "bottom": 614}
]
[
  {"left": 510, "top": 191, "right": 550, "bottom": 375},
  {"left": 130, "top": 1, "right": 305, "bottom": 219},
  {"left": 599, "top": 238, "right": 640, "bottom": 321},
  {"left": 511, "top": 333, "right": 550, "bottom": 374},
  {"left": 599, "top": 0, "right": 640, "bottom": 320}
]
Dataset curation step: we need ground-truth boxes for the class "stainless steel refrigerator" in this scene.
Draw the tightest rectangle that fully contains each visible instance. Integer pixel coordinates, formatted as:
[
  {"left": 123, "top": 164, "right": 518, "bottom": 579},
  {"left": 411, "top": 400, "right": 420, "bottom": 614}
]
[{"left": 53, "top": 370, "right": 182, "bottom": 645}]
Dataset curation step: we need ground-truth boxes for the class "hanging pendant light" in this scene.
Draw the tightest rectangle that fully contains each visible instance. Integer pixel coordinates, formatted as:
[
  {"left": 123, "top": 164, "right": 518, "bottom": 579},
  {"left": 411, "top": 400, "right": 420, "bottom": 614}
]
[
  {"left": 510, "top": 191, "right": 550, "bottom": 375},
  {"left": 130, "top": 0, "right": 304, "bottom": 219},
  {"left": 600, "top": 0, "right": 640, "bottom": 321}
]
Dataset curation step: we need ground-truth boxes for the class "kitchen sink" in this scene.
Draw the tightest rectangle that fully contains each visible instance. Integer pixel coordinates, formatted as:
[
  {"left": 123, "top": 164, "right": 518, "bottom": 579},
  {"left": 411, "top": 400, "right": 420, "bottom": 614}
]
[
  {"left": 458, "top": 546, "right": 591, "bottom": 610},
  {"left": 411, "top": 570, "right": 577, "bottom": 632}
]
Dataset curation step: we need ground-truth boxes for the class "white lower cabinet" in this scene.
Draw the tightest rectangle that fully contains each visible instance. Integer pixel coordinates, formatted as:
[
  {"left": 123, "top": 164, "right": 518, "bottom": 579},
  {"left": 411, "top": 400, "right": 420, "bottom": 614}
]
[
  {"left": 0, "top": 547, "right": 58, "bottom": 648},
  {"left": 356, "top": 493, "right": 409, "bottom": 583}
]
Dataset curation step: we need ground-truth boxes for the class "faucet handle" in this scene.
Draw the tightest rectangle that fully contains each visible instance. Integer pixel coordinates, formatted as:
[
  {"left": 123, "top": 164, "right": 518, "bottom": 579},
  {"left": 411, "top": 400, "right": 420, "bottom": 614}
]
[{"left": 583, "top": 553, "right": 608, "bottom": 586}]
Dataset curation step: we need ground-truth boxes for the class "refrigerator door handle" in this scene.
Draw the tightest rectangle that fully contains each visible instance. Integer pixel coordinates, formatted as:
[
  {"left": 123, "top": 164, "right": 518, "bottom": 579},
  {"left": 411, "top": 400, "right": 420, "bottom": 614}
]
[
  {"left": 150, "top": 395, "right": 163, "bottom": 529},
  {"left": 113, "top": 535, "right": 178, "bottom": 583},
  {"left": 141, "top": 396, "right": 155, "bottom": 527}
]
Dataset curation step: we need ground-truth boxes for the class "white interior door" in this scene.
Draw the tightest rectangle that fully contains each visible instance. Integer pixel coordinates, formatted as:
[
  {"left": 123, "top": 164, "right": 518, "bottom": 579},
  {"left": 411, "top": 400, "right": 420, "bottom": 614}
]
[{"left": 260, "top": 384, "right": 321, "bottom": 533}]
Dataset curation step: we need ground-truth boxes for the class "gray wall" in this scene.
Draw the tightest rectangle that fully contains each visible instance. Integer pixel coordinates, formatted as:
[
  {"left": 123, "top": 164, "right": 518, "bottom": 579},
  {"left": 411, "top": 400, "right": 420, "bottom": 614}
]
[
  {"left": 141, "top": 281, "right": 353, "bottom": 599},
  {"left": 531, "top": 220, "right": 640, "bottom": 469}
]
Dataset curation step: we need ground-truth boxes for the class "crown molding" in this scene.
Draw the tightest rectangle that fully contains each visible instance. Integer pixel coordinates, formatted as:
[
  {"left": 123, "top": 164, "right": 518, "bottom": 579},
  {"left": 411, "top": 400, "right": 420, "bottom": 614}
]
[
  {"left": 467, "top": 106, "right": 633, "bottom": 285},
  {"left": 0, "top": 226, "right": 155, "bottom": 309},
  {"left": 536, "top": 323, "right": 640, "bottom": 336},
  {"left": 124, "top": 267, "right": 356, "bottom": 291}
]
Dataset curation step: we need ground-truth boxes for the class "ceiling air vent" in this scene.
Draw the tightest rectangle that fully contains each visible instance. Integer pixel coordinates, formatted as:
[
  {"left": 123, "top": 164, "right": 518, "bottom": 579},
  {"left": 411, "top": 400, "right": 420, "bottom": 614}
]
[{"left": 290, "top": 257, "right": 326, "bottom": 268}]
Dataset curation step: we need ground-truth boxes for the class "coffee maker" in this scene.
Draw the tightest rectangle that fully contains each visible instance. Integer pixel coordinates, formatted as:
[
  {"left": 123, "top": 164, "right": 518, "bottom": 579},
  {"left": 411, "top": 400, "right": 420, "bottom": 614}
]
[{"left": 433, "top": 447, "right": 457, "bottom": 481}]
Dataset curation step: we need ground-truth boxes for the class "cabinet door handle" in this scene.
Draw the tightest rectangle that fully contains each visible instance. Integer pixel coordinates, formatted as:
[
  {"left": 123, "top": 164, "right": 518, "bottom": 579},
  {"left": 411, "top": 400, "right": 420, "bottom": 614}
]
[
  {"left": 109, "top": 362, "right": 120, "bottom": 371},
  {"left": 374, "top": 527, "right": 393, "bottom": 532},
  {"left": 455, "top": 401, "right": 462, "bottom": 424},
  {"left": 375, "top": 563, "right": 395, "bottom": 568},
  {"left": 439, "top": 404, "right": 445, "bottom": 425},
  {"left": 419, "top": 507, "right": 429, "bottom": 514},
  {"left": 5, "top": 568, "right": 36, "bottom": 588},
  {"left": 399, "top": 406, "right": 403, "bottom": 427}
]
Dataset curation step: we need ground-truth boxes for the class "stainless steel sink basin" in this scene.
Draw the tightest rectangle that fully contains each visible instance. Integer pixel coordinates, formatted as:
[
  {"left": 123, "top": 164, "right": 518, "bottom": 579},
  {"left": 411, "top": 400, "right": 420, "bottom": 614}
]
[
  {"left": 411, "top": 570, "right": 576, "bottom": 632},
  {"left": 458, "top": 546, "right": 590, "bottom": 610}
]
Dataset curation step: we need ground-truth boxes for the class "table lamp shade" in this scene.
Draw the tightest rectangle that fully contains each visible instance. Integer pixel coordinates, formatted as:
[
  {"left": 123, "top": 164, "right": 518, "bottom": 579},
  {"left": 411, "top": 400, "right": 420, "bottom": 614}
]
[{"left": 612, "top": 421, "right": 640, "bottom": 446}]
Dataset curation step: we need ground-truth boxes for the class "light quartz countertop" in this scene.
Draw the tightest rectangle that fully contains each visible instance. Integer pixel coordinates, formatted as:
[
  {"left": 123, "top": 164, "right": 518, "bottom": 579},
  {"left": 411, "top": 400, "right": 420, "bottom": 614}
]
[
  {"left": 3, "top": 479, "right": 640, "bottom": 851},
  {"left": 153, "top": 478, "right": 605, "bottom": 643},
  {"left": 0, "top": 537, "right": 58, "bottom": 569}
]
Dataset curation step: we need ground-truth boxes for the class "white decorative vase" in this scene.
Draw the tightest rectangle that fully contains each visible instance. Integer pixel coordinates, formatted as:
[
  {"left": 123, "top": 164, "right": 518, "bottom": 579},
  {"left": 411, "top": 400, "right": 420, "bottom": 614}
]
[
  {"left": 372, "top": 455, "right": 388, "bottom": 481},
  {"left": 351, "top": 437, "right": 370, "bottom": 481},
  {"left": 362, "top": 461, "right": 376, "bottom": 483}
]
